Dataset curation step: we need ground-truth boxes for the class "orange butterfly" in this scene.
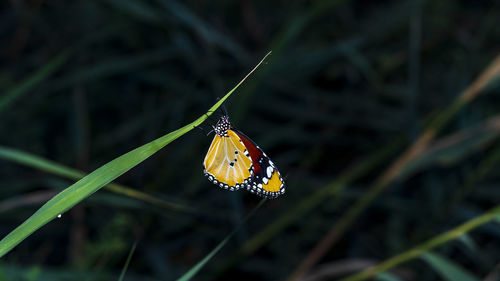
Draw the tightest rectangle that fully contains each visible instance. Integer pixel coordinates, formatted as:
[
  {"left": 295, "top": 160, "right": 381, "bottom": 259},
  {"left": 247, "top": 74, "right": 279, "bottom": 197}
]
[{"left": 203, "top": 115, "right": 285, "bottom": 198}]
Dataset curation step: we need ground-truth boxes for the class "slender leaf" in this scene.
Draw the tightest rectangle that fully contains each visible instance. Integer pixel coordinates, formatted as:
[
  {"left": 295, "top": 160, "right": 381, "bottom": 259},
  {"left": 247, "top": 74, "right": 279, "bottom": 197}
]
[
  {"left": 0, "top": 52, "right": 69, "bottom": 113},
  {"left": 118, "top": 242, "right": 138, "bottom": 281},
  {"left": 0, "top": 52, "right": 271, "bottom": 258},
  {"left": 102, "top": 0, "right": 162, "bottom": 23},
  {"left": 339, "top": 205, "right": 500, "bottom": 281},
  {"left": 176, "top": 199, "right": 266, "bottom": 281},
  {"left": 375, "top": 272, "right": 403, "bottom": 281},
  {"left": 421, "top": 252, "right": 480, "bottom": 281},
  {"left": 0, "top": 145, "right": 190, "bottom": 213}
]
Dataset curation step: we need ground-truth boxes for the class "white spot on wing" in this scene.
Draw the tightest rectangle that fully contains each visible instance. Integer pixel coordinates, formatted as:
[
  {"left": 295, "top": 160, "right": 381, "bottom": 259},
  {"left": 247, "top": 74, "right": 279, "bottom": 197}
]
[{"left": 266, "top": 166, "right": 273, "bottom": 178}]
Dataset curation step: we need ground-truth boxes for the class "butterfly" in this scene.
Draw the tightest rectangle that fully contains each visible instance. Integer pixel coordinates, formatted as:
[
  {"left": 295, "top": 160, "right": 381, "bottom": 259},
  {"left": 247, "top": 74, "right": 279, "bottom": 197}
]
[{"left": 203, "top": 115, "right": 285, "bottom": 199}]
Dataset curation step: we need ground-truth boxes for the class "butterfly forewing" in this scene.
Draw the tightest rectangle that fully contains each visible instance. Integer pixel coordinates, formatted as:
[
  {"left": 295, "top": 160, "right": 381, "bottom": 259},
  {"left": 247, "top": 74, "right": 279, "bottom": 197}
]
[{"left": 203, "top": 130, "right": 253, "bottom": 190}]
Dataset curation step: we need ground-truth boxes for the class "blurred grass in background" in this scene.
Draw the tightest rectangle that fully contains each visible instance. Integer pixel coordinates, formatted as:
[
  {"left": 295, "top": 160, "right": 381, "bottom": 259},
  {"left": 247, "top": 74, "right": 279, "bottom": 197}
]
[{"left": 1, "top": 0, "right": 500, "bottom": 280}]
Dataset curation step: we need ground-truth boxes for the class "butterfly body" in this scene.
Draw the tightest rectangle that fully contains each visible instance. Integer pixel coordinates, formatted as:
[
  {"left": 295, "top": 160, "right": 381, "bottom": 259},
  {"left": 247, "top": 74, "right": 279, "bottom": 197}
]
[{"left": 203, "top": 116, "right": 285, "bottom": 199}]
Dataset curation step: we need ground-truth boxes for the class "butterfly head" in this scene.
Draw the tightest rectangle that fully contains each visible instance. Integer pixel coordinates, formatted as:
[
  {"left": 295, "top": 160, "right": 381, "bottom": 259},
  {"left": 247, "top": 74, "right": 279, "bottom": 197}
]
[{"left": 213, "top": 115, "right": 231, "bottom": 137}]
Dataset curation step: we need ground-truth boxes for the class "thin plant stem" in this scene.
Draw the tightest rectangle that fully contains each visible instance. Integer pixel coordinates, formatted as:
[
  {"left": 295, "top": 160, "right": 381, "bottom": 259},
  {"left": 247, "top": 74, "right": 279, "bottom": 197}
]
[
  {"left": 118, "top": 242, "right": 138, "bottom": 281},
  {"left": 338, "top": 206, "right": 500, "bottom": 281}
]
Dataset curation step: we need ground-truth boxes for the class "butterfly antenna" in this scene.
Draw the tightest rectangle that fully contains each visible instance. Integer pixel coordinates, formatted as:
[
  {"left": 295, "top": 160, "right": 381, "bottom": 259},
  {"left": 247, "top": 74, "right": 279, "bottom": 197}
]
[
  {"left": 206, "top": 125, "right": 216, "bottom": 136},
  {"left": 222, "top": 103, "right": 229, "bottom": 117}
]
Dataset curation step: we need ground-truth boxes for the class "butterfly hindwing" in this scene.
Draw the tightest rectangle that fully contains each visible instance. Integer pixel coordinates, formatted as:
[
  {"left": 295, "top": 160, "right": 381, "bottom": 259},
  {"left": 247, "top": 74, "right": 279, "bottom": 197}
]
[{"left": 232, "top": 129, "right": 285, "bottom": 199}]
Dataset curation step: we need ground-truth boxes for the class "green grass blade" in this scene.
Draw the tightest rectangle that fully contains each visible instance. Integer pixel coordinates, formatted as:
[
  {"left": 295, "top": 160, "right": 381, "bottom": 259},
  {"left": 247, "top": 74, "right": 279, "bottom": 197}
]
[
  {"left": 0, "top": 146, "right": 83, "bottom": 179},
  {"left": 0, "top": 52, "right": 271, "bottom": 258},
  {"left": 176, "top": 199, "right": 267, "bottom": 281},
  {"left": 118, "top": 242, "right": 138, "bottom": 281},
  {"left": 177, "top": 234, "right": 231, "bottom": 281},
  {"left": 50, "top": 49, "right": 176, "bottom": 92},
  {"left": 158, "top": 0, "right": 247, "bottom": 60},
  {"left": 103, "top": 0, "right": 162, "bottom": 24},
  {"left": 0, "top": 119, "right": 194, "bottom": 258},
  {"left": 338, "top": 205, "right": 500, "bottom": 281},
  {"left": 0, "top": 145, "right": 190, "bottom": 213},
  {"left": 375, "top": 272, "right": 403, "bottom": 281},
  {"left": 0, "top": 52, "right": 69, "bottom": 113},
  {"left": 421, "top": 252, "right": 480, "bottom": 281}
]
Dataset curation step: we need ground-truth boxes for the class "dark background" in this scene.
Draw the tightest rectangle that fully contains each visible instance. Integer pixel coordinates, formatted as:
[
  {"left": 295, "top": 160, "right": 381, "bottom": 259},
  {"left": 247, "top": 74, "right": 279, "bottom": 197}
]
[{"left": 1, "top": 0, "right": 500, "bottom": 280}]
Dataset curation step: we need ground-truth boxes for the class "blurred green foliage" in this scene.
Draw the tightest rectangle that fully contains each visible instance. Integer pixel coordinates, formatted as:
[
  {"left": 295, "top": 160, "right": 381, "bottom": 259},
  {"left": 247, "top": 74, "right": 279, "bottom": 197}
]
[{"left": 1, "top": 0, "right": 500, "bottom": 280}]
